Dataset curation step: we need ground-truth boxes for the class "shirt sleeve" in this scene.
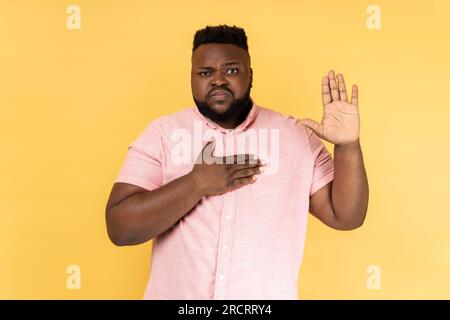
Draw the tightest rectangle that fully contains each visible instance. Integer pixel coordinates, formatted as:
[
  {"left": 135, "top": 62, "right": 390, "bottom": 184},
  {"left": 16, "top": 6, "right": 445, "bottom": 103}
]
[
  {"left": 304, "top": 126, "right": 335, "bottom": 196},
  {"left": 115, "top": 120, "right": 164, "bottom": 191}
]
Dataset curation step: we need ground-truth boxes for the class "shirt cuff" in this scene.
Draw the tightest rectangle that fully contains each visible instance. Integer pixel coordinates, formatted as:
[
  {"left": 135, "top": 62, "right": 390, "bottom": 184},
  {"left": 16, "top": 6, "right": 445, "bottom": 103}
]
[{"left": 310, "top": 170, "right": 334, "bottom": 196}]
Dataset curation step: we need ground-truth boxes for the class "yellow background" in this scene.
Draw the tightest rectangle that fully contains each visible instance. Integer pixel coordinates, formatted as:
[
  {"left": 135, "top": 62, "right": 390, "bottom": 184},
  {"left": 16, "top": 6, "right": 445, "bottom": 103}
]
[{"left": 1, "top": 0, "right": 450, "bottom": 299}]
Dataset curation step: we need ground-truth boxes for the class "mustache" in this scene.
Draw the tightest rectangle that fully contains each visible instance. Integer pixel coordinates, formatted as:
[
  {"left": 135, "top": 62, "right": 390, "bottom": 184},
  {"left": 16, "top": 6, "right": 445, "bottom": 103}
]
[{"left": 208, "top": 87, "right": 233, "bottom": 97}]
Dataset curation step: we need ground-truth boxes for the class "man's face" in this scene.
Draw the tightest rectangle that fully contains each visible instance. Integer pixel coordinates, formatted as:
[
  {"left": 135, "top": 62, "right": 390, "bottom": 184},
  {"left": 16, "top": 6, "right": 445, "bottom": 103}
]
[{"left": 191, "top": 43, "right": 253, "bottom": 123}]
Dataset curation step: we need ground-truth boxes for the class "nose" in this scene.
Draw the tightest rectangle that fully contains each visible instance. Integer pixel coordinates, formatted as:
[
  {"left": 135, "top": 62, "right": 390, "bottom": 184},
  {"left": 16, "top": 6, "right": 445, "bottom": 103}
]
[{"left": 211, "top": 71, "right": 229, "bottom": 87}]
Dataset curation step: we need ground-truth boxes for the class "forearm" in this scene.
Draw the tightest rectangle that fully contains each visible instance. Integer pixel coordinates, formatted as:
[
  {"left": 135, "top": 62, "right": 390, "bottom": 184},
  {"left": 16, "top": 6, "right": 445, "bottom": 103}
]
[
  {"left": 331, "top": 139, "right": 369, "bottom": 228},
  {"left": 108, "top": 172, "right": 203, "bottom": 246}
]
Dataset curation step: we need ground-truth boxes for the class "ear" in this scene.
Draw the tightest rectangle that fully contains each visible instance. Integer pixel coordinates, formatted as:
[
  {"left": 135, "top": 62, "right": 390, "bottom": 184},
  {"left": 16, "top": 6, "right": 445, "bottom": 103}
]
[{"left": 249, "top": 67, "right": 253, "bottom": 88}]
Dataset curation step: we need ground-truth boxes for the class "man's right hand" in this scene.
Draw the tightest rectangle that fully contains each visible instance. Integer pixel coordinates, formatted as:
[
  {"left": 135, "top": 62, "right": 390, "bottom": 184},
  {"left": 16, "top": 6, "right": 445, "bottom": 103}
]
[{"left": 189, "top": 138, "right": 265, "bottom": 196}]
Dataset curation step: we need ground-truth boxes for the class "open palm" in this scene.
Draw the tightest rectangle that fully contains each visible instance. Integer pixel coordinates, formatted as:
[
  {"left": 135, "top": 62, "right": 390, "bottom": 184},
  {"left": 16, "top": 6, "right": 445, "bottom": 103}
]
[{"left": 300, "top": 70, "right": 360, "bottom": 145}]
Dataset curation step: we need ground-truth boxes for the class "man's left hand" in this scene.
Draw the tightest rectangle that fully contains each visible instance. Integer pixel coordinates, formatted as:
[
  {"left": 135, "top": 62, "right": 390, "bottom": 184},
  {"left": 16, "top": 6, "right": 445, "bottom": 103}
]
[{"left": 300, "top": 70, "right": 360, "bottom": 145}]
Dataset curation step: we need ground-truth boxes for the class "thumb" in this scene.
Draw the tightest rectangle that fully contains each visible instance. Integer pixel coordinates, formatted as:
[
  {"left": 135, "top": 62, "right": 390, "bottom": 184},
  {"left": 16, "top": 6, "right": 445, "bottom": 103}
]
[
  {"left": 299, "top": 118, "right": 323, "bottom": 138},
  {"left": 199, "top": 137, "right": 216, "bottom": 164},
  {"left": 202, "top": 136, "right": 216, "bottom": 155}
]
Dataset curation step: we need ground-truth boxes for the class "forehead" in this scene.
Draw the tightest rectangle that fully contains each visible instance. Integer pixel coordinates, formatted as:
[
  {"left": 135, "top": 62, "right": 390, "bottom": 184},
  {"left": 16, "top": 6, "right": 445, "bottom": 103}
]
[{"left": 191, "top": 43, "right": 249, "bottom": 67}]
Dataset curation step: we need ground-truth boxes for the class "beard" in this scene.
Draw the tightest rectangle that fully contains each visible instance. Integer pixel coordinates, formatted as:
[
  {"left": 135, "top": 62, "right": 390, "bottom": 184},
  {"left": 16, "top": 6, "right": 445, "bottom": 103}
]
[{"left": 193, "top": 84, "right": 253, "bottom": 124}]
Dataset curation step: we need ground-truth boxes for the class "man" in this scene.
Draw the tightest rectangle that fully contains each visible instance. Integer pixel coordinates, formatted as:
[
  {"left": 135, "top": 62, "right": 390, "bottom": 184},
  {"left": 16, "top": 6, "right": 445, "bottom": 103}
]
[{"left": 105, "top": 25, "right": 369, "bottom": 300}]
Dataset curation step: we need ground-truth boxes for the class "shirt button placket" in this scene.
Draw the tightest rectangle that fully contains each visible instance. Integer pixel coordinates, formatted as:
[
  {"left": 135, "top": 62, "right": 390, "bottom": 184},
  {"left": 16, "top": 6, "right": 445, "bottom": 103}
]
[{"left": 213, "top": 131, "right": 237, "bottom": 300}]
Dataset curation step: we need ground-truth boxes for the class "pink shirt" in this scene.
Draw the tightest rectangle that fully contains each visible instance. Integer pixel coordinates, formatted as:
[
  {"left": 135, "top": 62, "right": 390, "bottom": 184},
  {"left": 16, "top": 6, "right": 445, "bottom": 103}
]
[{"left": 115, "top": 99, "right": 334, "bottom": 299}]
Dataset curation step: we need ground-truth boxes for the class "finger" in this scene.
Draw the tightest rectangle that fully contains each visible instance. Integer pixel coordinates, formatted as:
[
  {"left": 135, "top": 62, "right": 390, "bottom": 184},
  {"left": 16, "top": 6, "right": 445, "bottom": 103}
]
[
  {"left": 230, "top": 175, "right": 257, "bottom": 190},
  {"left": 229, "top": 159, "right": 265, "bottom": 172},
  {"left": 328, "top": 70, "right": 340, "bottom": 101},
  {"left": 337, "top": 73, "right": 348, "bottom": 102},
  {"left": 322, "top": 76, "right": 332, "bottom": 106},
  {"left": 222, "top": 154, "right": 257, "bottom": 165},
  {"left": 230, "top": 166, "right": 264, "bottom": 180},
  {"left": 351, "top": 85, "right": 358, "bottom": 107},
  {"left": 299, "top": 118, "right": 324, "bottom": 138}
]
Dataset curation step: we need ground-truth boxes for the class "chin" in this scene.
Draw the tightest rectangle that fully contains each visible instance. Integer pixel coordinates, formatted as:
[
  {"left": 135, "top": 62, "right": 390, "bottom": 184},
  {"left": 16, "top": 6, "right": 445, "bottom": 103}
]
[{"left": 210, "top": 101, "right": 231, "bottom": 113}]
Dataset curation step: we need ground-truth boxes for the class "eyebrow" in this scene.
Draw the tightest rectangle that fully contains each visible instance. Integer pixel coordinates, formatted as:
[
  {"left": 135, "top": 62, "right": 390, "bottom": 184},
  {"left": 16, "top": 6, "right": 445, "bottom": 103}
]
[{"left": 197, "top": 61, "right": 242, "bottom": 70}]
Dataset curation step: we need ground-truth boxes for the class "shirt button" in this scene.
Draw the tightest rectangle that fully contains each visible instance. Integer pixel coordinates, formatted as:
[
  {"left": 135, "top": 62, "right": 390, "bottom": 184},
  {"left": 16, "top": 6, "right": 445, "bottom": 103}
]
[
  {"left": 223, "top": 245, "right": 227, "bottom": 250},
  {"left": 226, "top": 215, "right": 231, "bottom": 219},
  {"left": 219, "top": 275, "right": 225, "bottom": 281}
]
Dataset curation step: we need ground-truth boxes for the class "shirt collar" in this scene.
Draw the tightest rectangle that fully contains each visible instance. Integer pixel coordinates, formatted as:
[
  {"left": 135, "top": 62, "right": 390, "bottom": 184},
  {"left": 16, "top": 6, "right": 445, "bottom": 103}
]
[{"left": 193, "top": 98, "right": 259, "bottom": 134}]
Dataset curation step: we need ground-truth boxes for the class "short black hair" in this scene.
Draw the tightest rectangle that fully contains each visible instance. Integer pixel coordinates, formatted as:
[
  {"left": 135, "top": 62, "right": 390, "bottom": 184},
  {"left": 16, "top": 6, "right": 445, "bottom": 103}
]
[{"left": 192, "top": 25, "right": 249, "bottom": 52}]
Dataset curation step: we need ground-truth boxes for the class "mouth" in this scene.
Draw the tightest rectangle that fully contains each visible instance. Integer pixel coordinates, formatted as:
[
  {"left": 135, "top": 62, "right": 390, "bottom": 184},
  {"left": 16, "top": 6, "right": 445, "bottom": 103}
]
[{"left": 208, "top": 89, "right": 232, "bottom": 100}]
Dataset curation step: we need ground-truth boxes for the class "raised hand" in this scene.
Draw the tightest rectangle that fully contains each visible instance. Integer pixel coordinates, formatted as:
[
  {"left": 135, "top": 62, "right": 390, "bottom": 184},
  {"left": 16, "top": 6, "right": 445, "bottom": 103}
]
[{"left": 300, "top": 70, "right": 360, "bottom": 145}]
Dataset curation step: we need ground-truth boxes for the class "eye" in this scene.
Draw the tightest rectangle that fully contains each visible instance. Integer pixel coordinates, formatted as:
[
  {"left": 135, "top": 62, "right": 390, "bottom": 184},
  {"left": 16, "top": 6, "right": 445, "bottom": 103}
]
[
  {"left": 226, "top": 68, "right": 239, "bottom": 75},
  {"left": 199, "top": 71, "right": 211, "bottom": 77}
]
